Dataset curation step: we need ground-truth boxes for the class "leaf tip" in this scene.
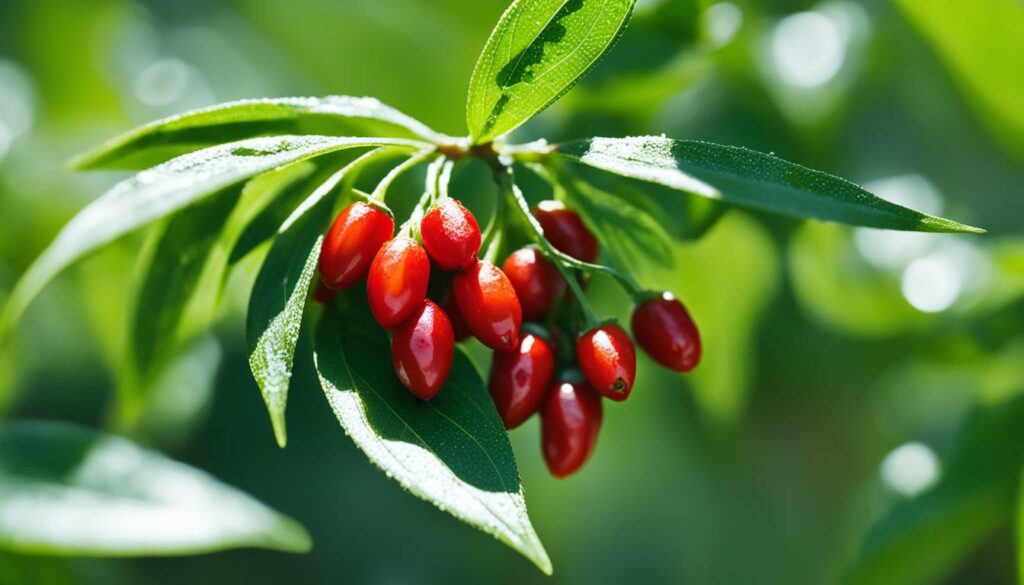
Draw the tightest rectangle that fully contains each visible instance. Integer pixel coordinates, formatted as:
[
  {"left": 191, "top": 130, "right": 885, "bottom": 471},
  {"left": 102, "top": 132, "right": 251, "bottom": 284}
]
[
  {"left": 270, "top": 516, "right": 313, "bottom": 553},
  {"left": 535, "top": 553, "right": 554, "bottom": 576},
  {"left": 271, "top": 416, "right": 288, "bottom": 448},
  {"left": 66, "top": 149, "right": 101, "bottom": 171},
  {"left": 920, "top": 215, "right": 987, "bottom": 235},
  {"left": 512, "top": 523, "right": 553, "bottom": 575}
]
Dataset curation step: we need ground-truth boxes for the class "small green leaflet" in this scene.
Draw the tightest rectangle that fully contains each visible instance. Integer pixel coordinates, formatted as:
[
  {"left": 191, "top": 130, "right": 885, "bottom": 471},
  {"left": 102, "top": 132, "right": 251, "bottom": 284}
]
[
  {"left": 246, "top": 149, "right": 388, "bottom": 447},
  {"left": 467, "top": 0, "right": 635, "bottom": 143},
  {"left": 1, "top": 135, "right": 422, "bottom": 340},
  {"left": 73, "top": 96, "right": 446, "bottom": 170},
  {"left": 0, "top": 420, "right": 310, "bottom": 555},
  {"left": 558, "top": 137, "right": 984, "bottom": 233},
  {"left": 313, "top": 304, "right": 552, "bottom": 574}
]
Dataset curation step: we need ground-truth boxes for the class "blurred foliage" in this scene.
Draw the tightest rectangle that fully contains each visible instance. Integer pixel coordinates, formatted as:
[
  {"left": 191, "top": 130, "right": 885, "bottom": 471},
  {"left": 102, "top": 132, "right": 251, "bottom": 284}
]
[{"left": 0, "top": 0, "right": 1022, "bottom": 583}]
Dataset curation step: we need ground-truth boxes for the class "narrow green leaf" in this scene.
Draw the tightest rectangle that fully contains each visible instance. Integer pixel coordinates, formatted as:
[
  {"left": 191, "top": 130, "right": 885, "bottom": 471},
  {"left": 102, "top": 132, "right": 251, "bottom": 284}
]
[
  {"left": 849, "top": 395, "right": 1024, "bottom": 585},
  {"left": 126, "top": 186, "right": 242, "bottom": 386},
  {"left": 73, "top": 96, "right": 446, "bottom": 170},
  {"left": 558, "top": 137, "right": 984, "bottom": 233},
  {"left": 246, "top": 150, "right": 386, "bottom": 448},
  {"left": 0, "top": 420, "right": 310, "bottom": 555},
  {"left": 228, "top": 171, "right": 319, "bottom": 266},
  {"left": 1, "top": 135, "right": 422, "bottom": 340},
  {"left": 116, "top": 161, "right": 318, "bottom": 429},
  {"left": 224, "top": 161, "right": 319, "bottom": 267},
  {"left": 467, "top": 0, "right": 636, "bottom": 143},
  {"left": 245, "top": 227, "right": 322, "bottom": 449},
  {"left": 560, "top": 176, "right": 674, "bottom": 269},
  {"left": 313, "top": 303, "right": 552, "bottom": 574}
]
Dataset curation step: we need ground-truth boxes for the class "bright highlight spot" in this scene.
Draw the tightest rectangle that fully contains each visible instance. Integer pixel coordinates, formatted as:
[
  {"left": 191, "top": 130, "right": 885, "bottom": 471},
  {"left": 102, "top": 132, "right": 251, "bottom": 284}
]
[
  {"left": 135, "top": 58, "right": 191, "bottom": 106},
  {"left": 0, "top": 121, "right": 11, "bottom": 161},
  {"left": 854, "top": 175, "right": 944, "bottom": 271},
  {"left": 880, "top": 442, "right": 939, "bottom": 497},
  {"left": 0, "top": 59, "right": 36, "bottom": 161},
  {"left": 901, "top": 255, "right": 962, "bottom": 313},
  {"left": 703, "top": 3, "right": 743, "bottom": 48},
  {"left": 772, "top": 11, "right": 845, "bottom": 88},
  {"left": 899, "top": 240, "right": 989, "bottom": 313}
]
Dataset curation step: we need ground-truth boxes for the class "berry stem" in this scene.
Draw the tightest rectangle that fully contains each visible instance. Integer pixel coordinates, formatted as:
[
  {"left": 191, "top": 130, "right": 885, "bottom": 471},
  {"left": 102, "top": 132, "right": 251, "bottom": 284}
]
[
  {"left": 398, "top": 156, "right": 446, "bottom": 240},
  {"left": 437, "top": 158, "right": 455, "bottom": 202},
  {"left": 549, "top": 248, "right": 648, "bottom": 302},
  {"left": 371, "top": 147, "right": 437, "bottom": 202},
  {"left": 494, "top": 167, "right": 599, "bottom": 330},
  {"left": 528, "top": 160, "right": 651, "bottom": 303},
  {"left": 480, "top": 185, "right": 506, "bottom": 264}
]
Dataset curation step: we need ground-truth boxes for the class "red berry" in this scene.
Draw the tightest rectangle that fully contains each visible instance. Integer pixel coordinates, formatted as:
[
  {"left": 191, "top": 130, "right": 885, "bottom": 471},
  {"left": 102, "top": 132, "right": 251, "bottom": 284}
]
[
  {"left": 440, "top": 290, "right": 472, "bottom": 342},
  {"left": 367, "top": 238, "right": 430, "bottom": 329},
  {"left": 502, "top": 248, "right": 566, "bottom": 321},
  {"left": 420, "top": 199, "right": 481, "bottom": 271},
  {"left": 488, "top": 331, "right": 556, "bottom": 429},
  {"left": 312, "top": 279, "right": 336, "bottom": 304},
  {"left": 391, "top": 300, "right": 454, "bottom": 400},
  {"left": 631, "top": 292, "right": 702, "bottom": 372},
  {"left": 532, "top": 201, "right": 599, "bottom": 263},
  {"left": 453, "top": 261, "right": 522, "bottom": 351},
  {"left": 576, "top": 324, "right": 636, "bottom": 401},
  {"left": 319, "top": 202, "right": 394, "bottom": 289},
  {"left": 541, "top": 379, "right": 602, "bottom": 478}
]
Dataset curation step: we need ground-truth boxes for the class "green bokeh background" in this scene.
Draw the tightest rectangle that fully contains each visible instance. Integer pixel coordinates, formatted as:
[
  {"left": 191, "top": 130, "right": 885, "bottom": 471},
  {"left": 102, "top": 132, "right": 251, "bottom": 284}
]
[{"left": 1, "top": 0, "right": 1022, "bottom": 583}]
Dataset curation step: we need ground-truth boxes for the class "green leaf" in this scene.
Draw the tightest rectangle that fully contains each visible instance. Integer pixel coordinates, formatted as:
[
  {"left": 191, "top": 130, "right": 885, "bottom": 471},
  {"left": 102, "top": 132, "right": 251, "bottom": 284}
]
[
  {"left": 313, "top": 303, "right": 551, "bottom": 574},
  {"left": 224, "top": 160, "right": 320, "bottom": 266},
  {"left": 611, "top": 180, "right": 725, "bottom": 242},
  {"left": 1, "top": 135, "right": 422, "bottom": 340},
  {"left": 558, "top": 137, "right": 984, "bottom": 233},
  {"left": 466, "top": 0, "right": 636, "bottom": 143},
  {"left": 118, "top": 161, "right": 317, "bottom": 429},
  {"left": 0, "top": 420, "right": 310, "bottom": 555},
  {"left": 245, "top": 186, "right": 329, "bottom": 448},
  {"left": 895, "top": 0, "right": 1024, "bottom": 158},
  {"left": 560, "top": 176, "right": 674, "bottom": 269},
  {"left": 228, "top": 169, "right": 320, "bottom": 265},
  {"left": 246, "top": 150, "right": 386, "bottom": 447},
  {"left": 125, "top": 186, "right": 242, "bottom": 388},
  {"left": 73, "top": 96, "right": 446, "bottom": 170},
  {"left": 849, "top": 395, "right": 1024, "bottom": 585}
]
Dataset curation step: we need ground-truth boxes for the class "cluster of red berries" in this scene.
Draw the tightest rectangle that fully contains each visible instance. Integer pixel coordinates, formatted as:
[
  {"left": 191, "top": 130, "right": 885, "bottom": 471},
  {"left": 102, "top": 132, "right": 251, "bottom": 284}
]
[{"left": 316, "top": 197, "right": 701, "bottom": 478}]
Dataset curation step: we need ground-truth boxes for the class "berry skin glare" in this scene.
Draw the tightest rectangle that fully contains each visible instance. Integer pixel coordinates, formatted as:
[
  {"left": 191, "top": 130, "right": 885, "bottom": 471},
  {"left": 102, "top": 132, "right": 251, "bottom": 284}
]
[
  {"left": 541, "top": 380, "right": 603, "bottom": 478},
  {"left": 503, "top": 248, "right": 566, "bottom": 321},
  {"left": 368, "top": 237, "right": 431, "bottom": 329},
  {"left": 632, "top": 292, "right": 702, "bottom": 372},
  {"left": 489, "top": 332, "right": 556, "bottom": 429},
  {"left": 453, "top": 261, "right": 523, "bottom": 351},
  {"left": 421, "top": 199, "right": 482, "bottom": 271},
  {"left": 391, "top": 300, "right": 455, "bottom": 400},
  {"left": 576, "top": 324, "right": 637, "bottom": 401},
  {"left": 319, "top": 202, "right": 394, "bottom": 289}
]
